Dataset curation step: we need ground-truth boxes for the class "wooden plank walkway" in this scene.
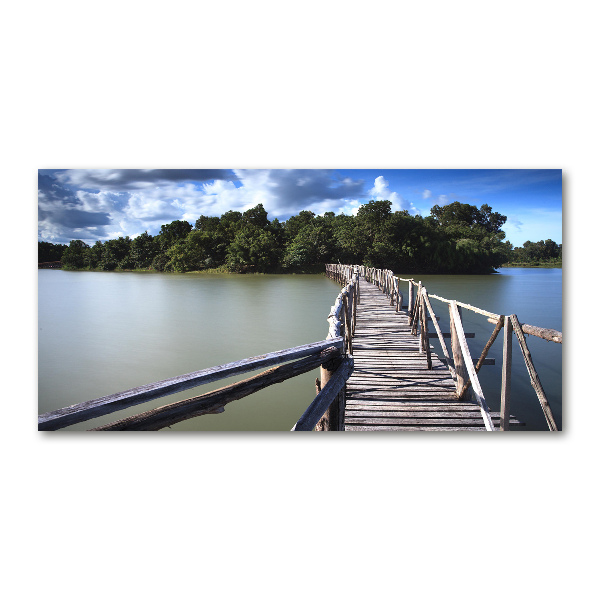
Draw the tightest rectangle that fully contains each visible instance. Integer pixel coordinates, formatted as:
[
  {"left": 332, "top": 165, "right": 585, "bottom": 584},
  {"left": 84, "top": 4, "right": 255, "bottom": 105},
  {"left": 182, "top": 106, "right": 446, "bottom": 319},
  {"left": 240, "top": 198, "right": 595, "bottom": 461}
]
[{"left": 344, "top": 280, "right": 521, "bottom": 431}]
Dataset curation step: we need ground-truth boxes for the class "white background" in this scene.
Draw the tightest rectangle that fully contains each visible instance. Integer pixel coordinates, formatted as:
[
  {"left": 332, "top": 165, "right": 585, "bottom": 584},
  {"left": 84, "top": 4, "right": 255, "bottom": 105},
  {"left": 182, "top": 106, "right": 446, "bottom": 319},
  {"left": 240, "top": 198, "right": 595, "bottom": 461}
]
[{"left": 3, "top": 2, "right": 595, "bottom": 599}]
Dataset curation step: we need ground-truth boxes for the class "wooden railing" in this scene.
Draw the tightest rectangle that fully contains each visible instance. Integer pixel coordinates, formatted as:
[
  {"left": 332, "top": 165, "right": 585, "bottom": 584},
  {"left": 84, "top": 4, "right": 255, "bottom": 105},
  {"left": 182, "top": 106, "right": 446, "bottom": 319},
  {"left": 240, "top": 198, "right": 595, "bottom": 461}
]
[
  {"left": 38, "top": 282, "right": 357, "bottom": 431},
  {"left": 326, "top": 264, "right": 561, "bottom": 431}
]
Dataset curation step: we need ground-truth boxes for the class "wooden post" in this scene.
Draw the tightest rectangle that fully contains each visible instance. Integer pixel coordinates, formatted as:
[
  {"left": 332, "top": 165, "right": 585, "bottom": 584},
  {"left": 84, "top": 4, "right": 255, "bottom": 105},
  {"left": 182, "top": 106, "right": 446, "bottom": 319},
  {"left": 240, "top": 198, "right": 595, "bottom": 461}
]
[
  {"left": 342, "top": 294, "right": 352, "bottom": 355},
  {"left": 450, "top": 302, "right": 470, "bottom": 401},
  {"left": 500, "top": 315, "right": 513, "bottom": 431},
  {"left": 421, "top": 289, "right": 432, "bottom": 369},
  {"left": 511, "top": 315, "right": 558, "bottom": 431},
  {"left": 411, "top": 282, "right": 422, "bottom": 335},
  {"left": 352, "top": 281, "right": 358, "bottom": 335},
  {"left": 315, "top": 354, "right": 344, "bottom": 431},
  {"left": 408, "top": 281, "right": 414, "bottom": 319}
]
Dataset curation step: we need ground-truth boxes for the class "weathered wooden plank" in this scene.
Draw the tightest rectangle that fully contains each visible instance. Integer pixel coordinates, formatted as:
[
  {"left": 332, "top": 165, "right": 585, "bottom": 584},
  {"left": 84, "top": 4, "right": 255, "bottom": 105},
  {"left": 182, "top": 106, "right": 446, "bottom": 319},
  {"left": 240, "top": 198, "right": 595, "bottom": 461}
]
[
  {"left": 345, "top": 408, "right": 521, "bottom": 417},
  {"left": 346, "top": 391, "right": 459, "bottom": 398},
  {"left": 39, "top": 337, "right": 343, "bottom": 431},
  {"left": 348, "top": 379, "right": 456, "bottom": 387},
  {"left": 345, "top": 416, "right": 520, "bottom": 426},
  {"left": 351, "top": 368, "right": 448, "bottom": 373},
  {"left": 346, "top": 407, "right": 483, "bottom": 414},
  {"left": 349, "top": 375, "right": 456, "bottom": 382},
  {"left": 346, "top": 399, "right": 477, "bottom": 406},
  {"left": 345, "top": 425, "right": 487, "bottom": 431}
]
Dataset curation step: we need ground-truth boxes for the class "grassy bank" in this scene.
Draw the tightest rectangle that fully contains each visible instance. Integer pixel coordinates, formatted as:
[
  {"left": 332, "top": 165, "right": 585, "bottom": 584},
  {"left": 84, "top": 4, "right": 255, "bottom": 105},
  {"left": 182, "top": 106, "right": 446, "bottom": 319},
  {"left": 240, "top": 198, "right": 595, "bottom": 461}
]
[{"left": 501, "top": 262, "right": 562, "bottom": 268}]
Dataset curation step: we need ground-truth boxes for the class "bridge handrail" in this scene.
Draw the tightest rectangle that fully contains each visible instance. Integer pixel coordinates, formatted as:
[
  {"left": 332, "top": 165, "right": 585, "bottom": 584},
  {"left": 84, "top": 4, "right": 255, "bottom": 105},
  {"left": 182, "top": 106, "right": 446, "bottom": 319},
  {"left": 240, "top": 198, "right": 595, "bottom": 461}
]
[{"left": 39, "top": 337, "right": 345, "bottom": 431}]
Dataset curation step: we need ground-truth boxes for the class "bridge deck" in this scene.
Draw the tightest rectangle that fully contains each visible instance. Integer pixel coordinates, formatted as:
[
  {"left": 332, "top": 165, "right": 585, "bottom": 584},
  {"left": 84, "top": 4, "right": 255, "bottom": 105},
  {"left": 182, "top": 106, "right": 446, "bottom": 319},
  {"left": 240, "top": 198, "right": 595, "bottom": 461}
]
[{"left": 344, "top": 280, "right": 520, "bottom": 431}]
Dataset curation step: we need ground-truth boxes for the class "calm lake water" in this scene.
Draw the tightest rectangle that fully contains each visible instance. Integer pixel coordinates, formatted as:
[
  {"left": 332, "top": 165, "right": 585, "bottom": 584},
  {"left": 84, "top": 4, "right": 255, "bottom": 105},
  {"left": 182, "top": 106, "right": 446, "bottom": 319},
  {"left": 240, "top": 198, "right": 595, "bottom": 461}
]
[{"left": 38, "top": 268, "right": 562, "bottom": 431}]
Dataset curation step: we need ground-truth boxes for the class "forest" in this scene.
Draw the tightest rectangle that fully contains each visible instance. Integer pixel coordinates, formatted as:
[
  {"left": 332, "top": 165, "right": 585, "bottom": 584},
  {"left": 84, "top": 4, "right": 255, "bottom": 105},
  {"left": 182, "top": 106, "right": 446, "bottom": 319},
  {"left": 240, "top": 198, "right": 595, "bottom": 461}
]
[{"left": 38, "top": 200, "right": 562, "bottom": 274}]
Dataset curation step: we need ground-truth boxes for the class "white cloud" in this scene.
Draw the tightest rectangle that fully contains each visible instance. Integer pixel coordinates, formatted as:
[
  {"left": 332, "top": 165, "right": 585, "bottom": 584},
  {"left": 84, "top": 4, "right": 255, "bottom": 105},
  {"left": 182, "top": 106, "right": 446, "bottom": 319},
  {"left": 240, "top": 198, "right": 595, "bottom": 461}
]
[
  {"left": 368, "top": 176, "right": 412, "bottom": 213},
  {"left": 506, "top": 216, "right": 523, "bottom": 231},
  {"left": 423, "top": 189, "right": 432, "bottom": 199},
  {"left": 75, "top": 190, "right": 123, "bottom": 213}
]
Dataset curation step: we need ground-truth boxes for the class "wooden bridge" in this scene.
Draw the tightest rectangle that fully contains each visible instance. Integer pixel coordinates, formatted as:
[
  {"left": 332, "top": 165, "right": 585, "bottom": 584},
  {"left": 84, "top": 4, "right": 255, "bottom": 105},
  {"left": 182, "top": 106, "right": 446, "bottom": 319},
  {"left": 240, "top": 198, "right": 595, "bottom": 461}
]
[
  {"left": 38, "top": 261, "right": 62, "bottom": 269},
  {"left": 38, "top": 264, "right": 561, "bottom": 432}
]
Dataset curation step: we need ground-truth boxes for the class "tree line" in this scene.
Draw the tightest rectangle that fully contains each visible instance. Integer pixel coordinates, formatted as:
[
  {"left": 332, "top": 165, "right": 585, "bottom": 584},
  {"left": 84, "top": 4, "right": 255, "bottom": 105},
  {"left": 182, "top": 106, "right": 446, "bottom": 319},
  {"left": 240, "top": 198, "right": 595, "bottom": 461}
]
[
  {"left": 38, "top": 201, "right": 560, "bottom": 274},
  {"left": 503, "top": 239, "right": 562, "bottom": 267}
]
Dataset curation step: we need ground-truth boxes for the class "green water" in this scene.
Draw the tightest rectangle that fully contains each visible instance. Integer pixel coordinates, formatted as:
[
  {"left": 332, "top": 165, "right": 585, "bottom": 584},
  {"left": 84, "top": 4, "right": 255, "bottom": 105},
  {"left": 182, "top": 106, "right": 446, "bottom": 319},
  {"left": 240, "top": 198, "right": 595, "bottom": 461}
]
[
  {"left": 38, "top": 268, "right": 562, "bottom": 431},
  {"left": 38, "top": 271, "right": 341, "bottom": 431}
]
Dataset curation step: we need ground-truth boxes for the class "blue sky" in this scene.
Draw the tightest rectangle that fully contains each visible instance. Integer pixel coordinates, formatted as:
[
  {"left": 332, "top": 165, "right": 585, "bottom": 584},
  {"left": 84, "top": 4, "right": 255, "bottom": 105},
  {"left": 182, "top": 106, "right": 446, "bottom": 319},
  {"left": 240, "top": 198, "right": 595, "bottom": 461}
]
[{"left": 38, "top": 169, "right": 562, "bottom": 248}]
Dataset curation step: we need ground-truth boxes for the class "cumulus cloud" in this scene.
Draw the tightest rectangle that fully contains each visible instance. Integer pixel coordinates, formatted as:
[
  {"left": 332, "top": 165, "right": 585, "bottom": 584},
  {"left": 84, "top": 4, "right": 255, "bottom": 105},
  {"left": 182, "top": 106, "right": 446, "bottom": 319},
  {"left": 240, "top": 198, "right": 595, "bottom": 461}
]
[
  {"left": 423, "top": 189, "right": 431, "bottom": 199},
  {"left": 233, "top": 169, "right": 365, "bottom": 217},
  {"left": 369, "top": 176, "right": 418, "bottom": 214},
  {"left": 38, "top": 172, "right": 114, "bottom": 243}
]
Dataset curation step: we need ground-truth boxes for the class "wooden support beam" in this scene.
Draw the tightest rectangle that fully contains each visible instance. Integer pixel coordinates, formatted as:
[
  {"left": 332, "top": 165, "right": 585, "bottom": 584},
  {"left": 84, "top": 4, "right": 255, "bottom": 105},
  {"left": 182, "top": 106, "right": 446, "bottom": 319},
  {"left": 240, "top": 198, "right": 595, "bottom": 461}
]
[
  {"left": 449, "top": 303, "right": 469, "bottom": 400},
  {"left": 420, "top": 291, "right": 432, "bottom": 369},
  {"left": 500, "top": 315, "right": 513, "bottom": 431},
  {"left": 511, "top": 315, "right": 558, "bottom": 431}
]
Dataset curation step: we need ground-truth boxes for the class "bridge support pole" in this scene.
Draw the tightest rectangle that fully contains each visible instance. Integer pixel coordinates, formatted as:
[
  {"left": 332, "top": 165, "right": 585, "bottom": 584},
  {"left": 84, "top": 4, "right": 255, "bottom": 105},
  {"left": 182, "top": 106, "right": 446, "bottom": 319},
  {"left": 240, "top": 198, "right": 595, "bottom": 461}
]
[
  {"left": 315, "top": 355, "right": 345, "bottom": 431},
  {"left": 450, "top": 303, "right": 471, "bottom": 401},
  {"left": 500, "top": 315, "right": 513, "bottom": 430}
]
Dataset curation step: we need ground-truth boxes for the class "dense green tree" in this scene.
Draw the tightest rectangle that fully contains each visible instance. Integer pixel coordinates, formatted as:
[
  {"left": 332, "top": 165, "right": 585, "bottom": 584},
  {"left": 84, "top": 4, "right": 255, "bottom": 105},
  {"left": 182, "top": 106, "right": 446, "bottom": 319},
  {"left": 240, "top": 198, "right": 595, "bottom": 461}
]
[
  {"left": 38, "top": 241, "right": 67, "bottom": 262},
  {"left": 282, "top": 221, "right": 336, "bottom": 269},
  {"left": 99, "top": 237, "right": 132, "bottom": 270},
  {"left": 130, "top": 232, "right": 159, "bottom": 269},
  {"left": 430, "top": 202, "right": 507, "bottom": 239},
  {"left": 165, "top": 230, "right": 223, "bottom": 272},
  {"left": 61, "top": 240, "right": 89, "bottom": 269},
  {"left": 84, "top": 241, "right": 104, "bottom": 269},
  {"left": 242, "top": 203, "right": 269, "bottom": 229},
  {"left": 156, "top": 220, "right": 193, "bottom": 251},
  {"left": 510, "top": 239, "right": 561, "bottom": 265},
  {"left": 331, "top": 213, "right": 360, "bottom": 264},
  {"left": 283, "top": 210, "right": 315, "bottom": 242},
  {"left": 194, "top": 215, "right": 221, "bottom": 233},
  {"left": 226, "top": 224, "right": 280, "bottom": 272}
]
